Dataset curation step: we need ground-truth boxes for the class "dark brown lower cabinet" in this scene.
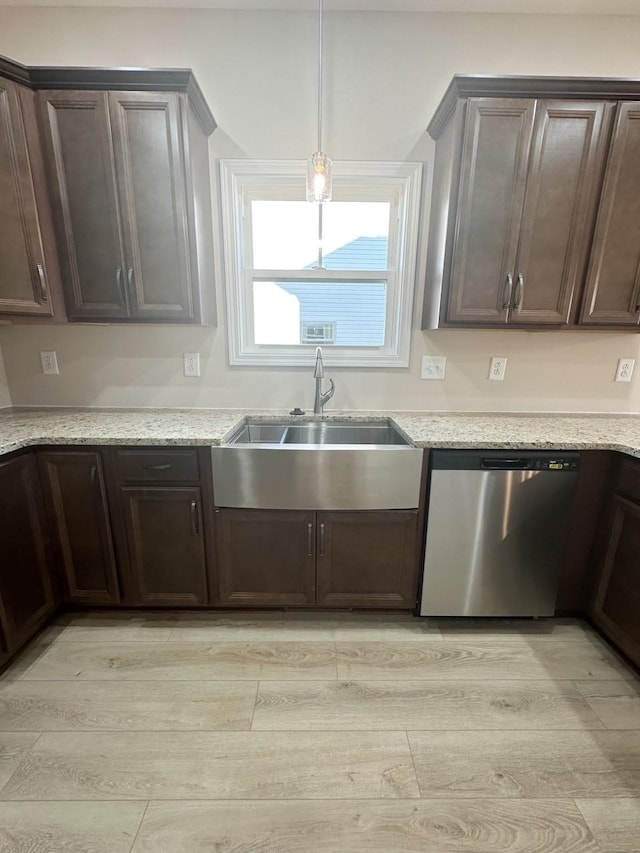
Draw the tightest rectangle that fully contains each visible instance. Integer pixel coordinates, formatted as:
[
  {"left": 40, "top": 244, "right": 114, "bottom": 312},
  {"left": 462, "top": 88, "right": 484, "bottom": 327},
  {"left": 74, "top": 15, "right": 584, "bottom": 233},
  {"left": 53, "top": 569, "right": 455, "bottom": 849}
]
[
  {"left": 0, "top": 454, "right": 56, "bottom": 656},
  {"left": 38, "top": 450, "right": 120, "bottom": 604},
  {"left": 592, "top": 493, "right": 640, "bottom": 668},
  {"left": 316, "top": 511, "right": 420, "bottom": 609},
  {"left": 215, "top": 509, "right": 316, "bottom": 607},
  {"left": 214, "top": 508, "right": 419, "bottom": 609},
  {"left": 119, "top": 486, "right": 208, "bottom": 606}
]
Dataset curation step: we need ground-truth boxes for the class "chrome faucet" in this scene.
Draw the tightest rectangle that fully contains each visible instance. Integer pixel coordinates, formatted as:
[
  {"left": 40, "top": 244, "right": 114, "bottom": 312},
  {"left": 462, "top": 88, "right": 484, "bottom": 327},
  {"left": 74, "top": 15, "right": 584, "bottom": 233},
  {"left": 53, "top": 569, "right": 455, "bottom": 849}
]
[{"left": 313, "top": 347, "right": 335, "bottom": 416}]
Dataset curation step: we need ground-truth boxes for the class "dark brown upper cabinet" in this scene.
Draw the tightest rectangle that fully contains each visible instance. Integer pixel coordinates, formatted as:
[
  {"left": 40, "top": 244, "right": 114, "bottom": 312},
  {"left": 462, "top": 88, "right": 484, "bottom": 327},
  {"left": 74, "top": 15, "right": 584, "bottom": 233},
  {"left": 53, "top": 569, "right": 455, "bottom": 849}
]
[
  {"left": 513, "top": 101, "right": 612, "bottom": 325},
  {"left": 580, "top": 103, "right": 640, "bottom": 326},
  {"left": 425, "top": 85, "right": 612, "bottom": 329},
  {"left": 0, "top": 77, "right": 62, "bottom": 318},
  {"left": 445, "top": 98, "right": 535, "bottom": 325},
  {"left": 40, "top": 91, "right": 128, "bottom": 321},
  {"left": 40, "top": 85, "right": 215, "bottom": 324},
  {"left": 422, "top": 75, "right": 640, "bottom": 331}
]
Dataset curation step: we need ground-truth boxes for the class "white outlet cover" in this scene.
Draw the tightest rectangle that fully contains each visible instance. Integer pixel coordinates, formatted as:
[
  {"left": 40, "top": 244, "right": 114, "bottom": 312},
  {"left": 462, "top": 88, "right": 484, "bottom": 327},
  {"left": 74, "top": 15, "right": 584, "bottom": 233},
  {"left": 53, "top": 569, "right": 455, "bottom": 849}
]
[
  {"left": 489, "top": 356, "right": 507, "bottom": 381},
  {"left": 183, "top": 352, "right": 201, "bottom": 377},
  {"left": 615, "top": 358, "right": 635, "bottom": 382},
  {"left": 421, "top": 355, "right": 446, "bottom": 380},
  {"left": 40, "top": 351, "right": 59, "bottom": 375}
]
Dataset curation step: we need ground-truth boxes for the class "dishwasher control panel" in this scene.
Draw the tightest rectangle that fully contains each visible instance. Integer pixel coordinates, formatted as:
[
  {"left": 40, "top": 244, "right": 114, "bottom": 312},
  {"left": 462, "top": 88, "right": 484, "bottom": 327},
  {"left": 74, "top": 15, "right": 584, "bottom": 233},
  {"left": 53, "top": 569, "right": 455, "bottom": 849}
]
[{"left": 533, "top": 458, "right": 579, "bottom": 471}]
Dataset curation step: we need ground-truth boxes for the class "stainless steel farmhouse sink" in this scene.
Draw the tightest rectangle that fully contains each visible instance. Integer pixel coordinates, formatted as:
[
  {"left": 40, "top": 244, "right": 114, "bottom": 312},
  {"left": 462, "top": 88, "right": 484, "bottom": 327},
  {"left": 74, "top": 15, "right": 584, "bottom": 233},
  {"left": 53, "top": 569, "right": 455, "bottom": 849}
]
[{"left": 211, "top": 419, "right": 424, "bottom": 510}]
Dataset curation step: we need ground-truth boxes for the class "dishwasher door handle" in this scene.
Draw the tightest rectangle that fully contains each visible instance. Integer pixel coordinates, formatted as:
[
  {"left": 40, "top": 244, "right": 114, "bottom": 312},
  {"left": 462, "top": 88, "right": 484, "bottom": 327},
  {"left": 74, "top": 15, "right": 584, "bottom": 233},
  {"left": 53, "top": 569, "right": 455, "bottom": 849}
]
[{"left": 481, "top": 458, "right": 529, "bottom": 470}]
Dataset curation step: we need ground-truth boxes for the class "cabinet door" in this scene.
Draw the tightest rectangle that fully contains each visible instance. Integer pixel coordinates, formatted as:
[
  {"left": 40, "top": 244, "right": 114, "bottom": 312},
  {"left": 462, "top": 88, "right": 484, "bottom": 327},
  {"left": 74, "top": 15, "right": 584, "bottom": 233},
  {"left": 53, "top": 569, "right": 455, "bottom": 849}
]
[
  {"left": 215, "top": 509, "right": 316, "bottom": 607},
  {"left": 120, "top": 487, "right": 207, "bottom": 605},
  {"left": 109, "top": 92, "right": 194, "bottom": 322},
  {"left": 38, "top": 451, "right": 120, "bottom": 605},
  {"left": 0, "top": 454, "right": 55, "bottom": 655},
  {"left": 0, "top": 80, "right": 52, "bottom": 316},
  {"left": 316, "top": 511, "right": 419, "bottom": 609},
  {"left": 40, "top": 91, "right": 128, "bottom": 320},
  {"left": 513, "top": 101, "right": 612, "bottom": 325},
  {"left": 580, "top": 103, "right": 640, "bottom": 326},
  {"left": 592, "top": 494, "right": 640, "bottom": 668},
  {"left": 446, "top": 98, "right": 535, "bottom": 325}
]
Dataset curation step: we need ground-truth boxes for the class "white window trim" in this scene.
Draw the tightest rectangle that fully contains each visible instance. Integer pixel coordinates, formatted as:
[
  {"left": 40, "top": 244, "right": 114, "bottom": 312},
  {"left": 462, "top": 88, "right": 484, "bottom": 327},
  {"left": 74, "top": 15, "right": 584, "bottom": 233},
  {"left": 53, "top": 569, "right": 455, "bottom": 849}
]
[{"left": 219, "top": 159, "right": 422, "bottom": 368}]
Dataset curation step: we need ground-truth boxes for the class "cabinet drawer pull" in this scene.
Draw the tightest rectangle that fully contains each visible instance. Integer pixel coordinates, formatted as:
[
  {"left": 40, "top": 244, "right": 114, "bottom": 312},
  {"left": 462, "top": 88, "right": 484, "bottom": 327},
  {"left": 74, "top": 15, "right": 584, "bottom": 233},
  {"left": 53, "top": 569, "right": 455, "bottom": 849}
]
[
  {"left": 514, "top": 273, "right": 524, "bottom": 310},
  {"left": 190, "top": 499, "right": 199, "bottom": 535},
  {"left": 36, "top": 263, "right": 48, "bottom": 303},
  {"left": 307, "top": 522, "right": 313, "bottom": 557},
  {"left": 319, "top": 522, "right": 325, "bottom": 557},
  {"left": 116, "top": 267, "right": 125, "bottom": 303},
  {"left": 502, "top": 273, "right": 513, "bottom": 310},
  {"left": 143, "top": 463, "right": 171, "bottom": 471}
]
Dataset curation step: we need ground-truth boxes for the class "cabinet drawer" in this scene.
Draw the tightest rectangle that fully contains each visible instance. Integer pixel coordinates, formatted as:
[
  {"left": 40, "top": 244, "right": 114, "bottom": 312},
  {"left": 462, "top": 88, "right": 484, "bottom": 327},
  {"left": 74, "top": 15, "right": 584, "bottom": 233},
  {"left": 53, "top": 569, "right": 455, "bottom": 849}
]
[
  {"left": 615, "top": 457, "right": 640, "bottom": 503},
  {"left": 114, "top": 449, "right": 200, "bottom": 483}
]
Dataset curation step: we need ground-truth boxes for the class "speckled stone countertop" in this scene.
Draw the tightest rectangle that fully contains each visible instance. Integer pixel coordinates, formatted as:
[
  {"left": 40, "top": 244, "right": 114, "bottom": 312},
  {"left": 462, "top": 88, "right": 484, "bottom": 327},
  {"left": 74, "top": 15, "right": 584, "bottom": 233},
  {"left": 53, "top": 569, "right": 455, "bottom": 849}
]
[{"left": 2, "top": 407, "right": 640, "bottom": 458}]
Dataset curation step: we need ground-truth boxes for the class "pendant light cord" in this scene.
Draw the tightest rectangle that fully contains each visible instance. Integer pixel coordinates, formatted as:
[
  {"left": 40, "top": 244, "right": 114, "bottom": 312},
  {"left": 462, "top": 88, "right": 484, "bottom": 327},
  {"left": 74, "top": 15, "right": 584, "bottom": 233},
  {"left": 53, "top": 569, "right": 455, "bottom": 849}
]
[{"left": 317, "top": 0, "right": 323, "bottom": 152}]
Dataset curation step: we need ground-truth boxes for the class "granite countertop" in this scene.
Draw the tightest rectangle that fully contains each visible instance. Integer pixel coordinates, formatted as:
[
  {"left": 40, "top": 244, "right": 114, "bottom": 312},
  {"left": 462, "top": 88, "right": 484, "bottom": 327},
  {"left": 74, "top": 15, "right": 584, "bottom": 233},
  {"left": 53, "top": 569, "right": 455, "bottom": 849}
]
[{"left": 2, "top": 407, "right": 640, "bottom": 458}]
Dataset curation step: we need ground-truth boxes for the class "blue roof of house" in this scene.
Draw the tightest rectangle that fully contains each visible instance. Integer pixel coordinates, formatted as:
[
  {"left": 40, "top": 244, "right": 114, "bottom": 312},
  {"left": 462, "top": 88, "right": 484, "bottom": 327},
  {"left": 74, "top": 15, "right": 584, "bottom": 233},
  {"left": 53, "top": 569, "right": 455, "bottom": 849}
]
[{"left": 304, "top": 235, "right": 388, "bottom": 271}]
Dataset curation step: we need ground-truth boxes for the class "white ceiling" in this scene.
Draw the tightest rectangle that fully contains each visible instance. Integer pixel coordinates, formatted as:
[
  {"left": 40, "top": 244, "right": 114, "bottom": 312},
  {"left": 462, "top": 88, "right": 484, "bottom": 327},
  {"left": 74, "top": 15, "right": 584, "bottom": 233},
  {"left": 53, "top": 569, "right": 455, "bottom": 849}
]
[{"left": 0, "top": 0, "right": 639, "bottom": 13}]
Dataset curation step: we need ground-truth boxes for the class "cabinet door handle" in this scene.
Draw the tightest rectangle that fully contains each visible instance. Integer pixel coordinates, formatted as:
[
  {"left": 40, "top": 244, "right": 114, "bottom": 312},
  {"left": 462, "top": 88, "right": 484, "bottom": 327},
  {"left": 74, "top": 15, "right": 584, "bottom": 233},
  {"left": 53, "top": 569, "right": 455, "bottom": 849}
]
[
  {"left": 319, "top": 522, "right": 325, "bottom": 557},
  {"left": 502, "top": 273, "right": 513, "bottom": 310},
  {"left": 36, "top": 263, "right": 48, "bottom": 303},
  {"left": 143, "top": 463, "right": 171, "bottom": 471},
  {"left": 127, "top": 267, "right": 135, "bottom": 295},
  {"left": 190, "top": 499, "right": 199, "bottom": 535},
  {"left": 307, "top": 522, "right": 313, "bottom": 557},
  {"left": 90, "top": 465, "right": 97, "bottom": 485},
  {"left": 514, "top": 274, "right": 524, "bottom": 310},
  {"left": 116, "top": 267, "right": 125, "bottom": 303}
]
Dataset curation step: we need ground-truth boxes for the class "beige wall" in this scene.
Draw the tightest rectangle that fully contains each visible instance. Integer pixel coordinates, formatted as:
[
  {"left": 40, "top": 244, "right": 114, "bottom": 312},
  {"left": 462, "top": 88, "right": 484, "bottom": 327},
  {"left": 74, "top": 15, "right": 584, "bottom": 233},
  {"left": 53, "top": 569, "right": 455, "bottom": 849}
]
[
  {"left": 0, "top": 344, "right": 11, "bottom": 409},
  {"left": 1, "top": 6, "right": 640, "bottom": 412}
]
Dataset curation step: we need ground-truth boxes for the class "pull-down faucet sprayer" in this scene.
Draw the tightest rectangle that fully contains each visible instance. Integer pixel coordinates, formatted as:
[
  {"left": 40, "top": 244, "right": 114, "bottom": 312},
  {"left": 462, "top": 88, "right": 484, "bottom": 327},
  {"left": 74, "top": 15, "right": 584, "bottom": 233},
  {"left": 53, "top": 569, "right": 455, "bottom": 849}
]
[{"left": 313, "top": 347, "right": 335, "bottom": 416}]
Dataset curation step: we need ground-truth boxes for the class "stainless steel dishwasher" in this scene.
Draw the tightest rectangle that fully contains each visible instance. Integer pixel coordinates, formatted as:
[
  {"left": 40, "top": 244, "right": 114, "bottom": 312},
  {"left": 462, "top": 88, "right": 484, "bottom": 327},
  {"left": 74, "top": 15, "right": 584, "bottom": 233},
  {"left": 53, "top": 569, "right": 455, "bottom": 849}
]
[{"left": 420, "top": 450, "right": 580, "bottom": 617}]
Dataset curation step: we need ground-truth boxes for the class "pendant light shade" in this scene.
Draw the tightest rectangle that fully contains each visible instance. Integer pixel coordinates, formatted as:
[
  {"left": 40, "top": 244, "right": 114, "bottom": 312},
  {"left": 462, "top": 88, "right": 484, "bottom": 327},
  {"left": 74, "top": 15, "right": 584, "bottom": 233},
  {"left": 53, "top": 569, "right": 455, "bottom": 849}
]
[
  {"left": 306, "top": 0, "right": 332, "bottom": 202},
  {"left": 306, "top": 151, "right": 332, "bottom": 203}
]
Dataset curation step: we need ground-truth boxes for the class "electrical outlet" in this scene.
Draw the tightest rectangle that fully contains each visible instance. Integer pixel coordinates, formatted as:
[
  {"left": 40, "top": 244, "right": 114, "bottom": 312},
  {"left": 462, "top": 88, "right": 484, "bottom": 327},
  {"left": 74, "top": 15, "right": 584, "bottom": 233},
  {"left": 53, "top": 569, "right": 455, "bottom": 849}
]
[
  {"left": 183, "top": 352, "right": 201, "bottom": 377},
  {"left": 40, "top": 351, "right": 59, "bottom": 375},
  {"left": 615, "top": 358, "right": 635, "bottom": 382},
  {"left": 421, "top": 355, "right": 446, "bottom": 380},
  {"left": 489, "top": 356, "right": 507, "bottom": 381}
]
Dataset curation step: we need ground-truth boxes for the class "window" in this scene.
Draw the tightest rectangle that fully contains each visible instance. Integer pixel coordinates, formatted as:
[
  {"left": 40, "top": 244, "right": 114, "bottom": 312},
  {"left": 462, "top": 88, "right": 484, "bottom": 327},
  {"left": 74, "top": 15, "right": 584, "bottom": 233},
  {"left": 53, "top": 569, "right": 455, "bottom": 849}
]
[
  {"left": 219, "top": 160, "right": 422, "bottom": 367},
  {"left": 301, "top": 322, "right": 336, "bottom": 345}
]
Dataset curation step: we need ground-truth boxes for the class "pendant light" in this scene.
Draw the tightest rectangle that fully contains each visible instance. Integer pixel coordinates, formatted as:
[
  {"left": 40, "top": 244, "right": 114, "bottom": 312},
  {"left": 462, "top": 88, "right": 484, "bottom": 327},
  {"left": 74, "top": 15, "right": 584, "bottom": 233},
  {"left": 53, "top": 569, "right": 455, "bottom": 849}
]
[{"left": 306, "top": 0, "right": 332, "bottom": 202}]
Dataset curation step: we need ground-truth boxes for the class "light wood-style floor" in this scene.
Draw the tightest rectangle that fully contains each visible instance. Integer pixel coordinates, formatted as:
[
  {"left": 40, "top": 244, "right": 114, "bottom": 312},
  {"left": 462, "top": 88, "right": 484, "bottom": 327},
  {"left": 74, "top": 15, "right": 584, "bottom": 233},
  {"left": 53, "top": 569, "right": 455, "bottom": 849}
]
[{"left": 0, "top": 612, "right": 638, "bottom": 852}]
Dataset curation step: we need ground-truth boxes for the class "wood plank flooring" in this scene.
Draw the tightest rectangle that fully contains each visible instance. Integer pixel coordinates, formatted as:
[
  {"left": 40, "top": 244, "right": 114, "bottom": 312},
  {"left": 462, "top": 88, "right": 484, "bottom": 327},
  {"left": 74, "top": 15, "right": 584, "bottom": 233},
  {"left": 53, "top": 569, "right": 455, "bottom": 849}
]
[{"left": 0, "top": 612, "right": 638, "bottom": 852}]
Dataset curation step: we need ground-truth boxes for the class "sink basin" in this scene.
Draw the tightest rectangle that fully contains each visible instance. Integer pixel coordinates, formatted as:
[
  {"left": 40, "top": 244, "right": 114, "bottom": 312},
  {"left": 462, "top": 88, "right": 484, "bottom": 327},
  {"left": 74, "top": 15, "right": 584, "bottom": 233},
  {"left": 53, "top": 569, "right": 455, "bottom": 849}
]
[
  {"left": 212, "top": 419, "right": 423, "bottom": 511},
  {"left": 230, "top": 423, "right": 289, "bottom": 444},
  {"left": 228, "top": 420, "right": 411, "bottom": 447}
]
